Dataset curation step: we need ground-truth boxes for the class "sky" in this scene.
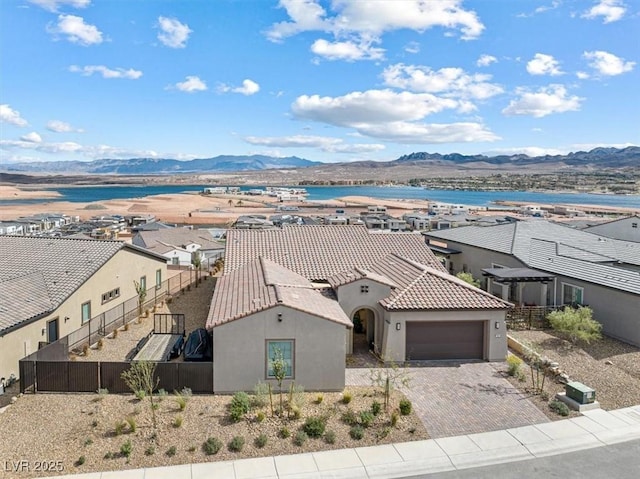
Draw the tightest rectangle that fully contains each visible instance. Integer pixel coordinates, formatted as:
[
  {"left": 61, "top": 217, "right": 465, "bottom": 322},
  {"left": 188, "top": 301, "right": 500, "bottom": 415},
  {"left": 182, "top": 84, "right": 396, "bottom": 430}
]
[{"left": 0, "top": 0, "right": 638, "bottom": 164}]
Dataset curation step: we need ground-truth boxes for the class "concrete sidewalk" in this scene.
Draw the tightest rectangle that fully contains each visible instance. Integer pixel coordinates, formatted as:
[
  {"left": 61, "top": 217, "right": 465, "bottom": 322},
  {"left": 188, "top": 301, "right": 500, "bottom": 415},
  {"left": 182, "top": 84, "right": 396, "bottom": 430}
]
[{"left": 52, "top": 406, "right": 640, "bottom": 479}]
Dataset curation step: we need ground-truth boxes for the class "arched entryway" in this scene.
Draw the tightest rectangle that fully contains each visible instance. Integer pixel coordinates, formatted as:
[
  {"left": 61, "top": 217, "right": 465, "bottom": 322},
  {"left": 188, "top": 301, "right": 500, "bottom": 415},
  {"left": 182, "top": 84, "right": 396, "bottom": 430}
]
[{"left": 352, "top": 308, "right": 376, "bottom": 354}]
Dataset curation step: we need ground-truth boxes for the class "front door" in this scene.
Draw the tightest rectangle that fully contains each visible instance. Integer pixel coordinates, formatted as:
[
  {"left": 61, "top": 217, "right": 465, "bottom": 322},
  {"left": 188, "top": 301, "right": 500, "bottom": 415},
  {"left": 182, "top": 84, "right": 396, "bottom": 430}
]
[{"left": 47, "top": 318, "right": 59, "bottom": 343}]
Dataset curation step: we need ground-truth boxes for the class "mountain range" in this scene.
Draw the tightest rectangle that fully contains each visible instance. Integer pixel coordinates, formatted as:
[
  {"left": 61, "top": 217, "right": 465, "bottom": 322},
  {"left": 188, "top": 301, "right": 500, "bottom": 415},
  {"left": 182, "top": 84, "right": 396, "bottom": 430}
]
[{"left": 1, "top": 147, "right": 638, "bottom": 175}]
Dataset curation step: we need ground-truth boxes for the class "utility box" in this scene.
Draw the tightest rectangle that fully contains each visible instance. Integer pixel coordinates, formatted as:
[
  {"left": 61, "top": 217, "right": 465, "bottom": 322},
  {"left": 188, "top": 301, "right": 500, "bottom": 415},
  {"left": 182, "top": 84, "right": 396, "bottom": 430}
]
[{"left": 565, "top": 381, "right": 596, "bottom": 404}]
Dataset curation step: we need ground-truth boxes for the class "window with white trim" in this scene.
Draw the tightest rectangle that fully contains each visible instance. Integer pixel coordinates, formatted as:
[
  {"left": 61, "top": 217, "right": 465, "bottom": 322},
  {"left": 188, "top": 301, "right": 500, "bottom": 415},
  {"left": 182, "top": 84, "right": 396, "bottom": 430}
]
[
  {"left": 81, "top": 301, "right": 91, "bottom": 324},
  {"left": 266, "top": 340, "right": 294, "bottom": 379},
  {"left": 562, "top": 283, "right": 584, "bottom": 305}
]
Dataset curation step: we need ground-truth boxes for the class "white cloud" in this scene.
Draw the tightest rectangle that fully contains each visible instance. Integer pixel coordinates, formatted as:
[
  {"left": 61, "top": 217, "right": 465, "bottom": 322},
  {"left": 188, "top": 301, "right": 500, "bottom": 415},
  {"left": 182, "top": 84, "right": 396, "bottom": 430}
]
[
  {"left": 484, "top": 146, "right": 567, "bottom": 157},
  {"left": 570, "top": 142, "right": 637, "bottom": 151},
  {"left": 517, "top": 1, "right": 562, "bottom": 17},
  {"left": 526, "top": 53, "right": 563, "bottom": 76},
  {"left": 382, "top": 64, "right": 503, "bottom": 100},
  {"left": 243, "top": 135, "right": 385, "bottom": 153},
  {"left": 404, "top": 41, "right": 420, "bottom": 54},
  {"left": 69, "top": 65, "right": 142, "bottom": 79},
  {"left": 20, "top": 132, "right": 42, "bottom": 143},
  {"left": 583, "top": 50, "right": 635, "bottom": 76},
  {"left": 48, "top": 14, "right": 103, "bottom": 46},
  {"left": 218, "top": 79, "right": 260, "bottom": 96},
  {"left": 582, "top": 0, "right": 626, "bottom": 23},
  {"left": 576, "top": 71, "right": 590, "bottom": 79},
  {"left": 0, "top": 139, "right": 160, "bottom": 159},
  {"left": 157, "top": 16, "right": 192, "bottom": 48},
  {"left": 46, "top": 120, "right": 83, "bottom": 133},
  {"left": 476, "top": 54, "right": 497, "bottom": 67},
  {"left": 0, "top": 104, "right": 28, "bottom": 127},
  {"left": 354, "top": 121, "right": 499, "bottom": 144},
  {"left": 502, "top": 85, "right": 583, "bottom": 118},
  {"left": 172, "top": 76, "right": 208, "bottom": 93},
  {"left": 311, "top": 38, "right": 384, "bottom": 61},
  {"left": 267, "top": 0, "right": 484, "bottom": 62},
  {"left": 27, "top": 0, "right": 90, "bottom": 12}
]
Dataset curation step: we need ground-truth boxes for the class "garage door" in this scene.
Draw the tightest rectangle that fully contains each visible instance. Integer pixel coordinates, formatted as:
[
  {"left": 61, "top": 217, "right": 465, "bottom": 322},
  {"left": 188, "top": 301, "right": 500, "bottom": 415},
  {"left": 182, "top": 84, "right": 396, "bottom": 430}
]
[{"left": 405, "top": 321, "right": 484, "bottom": 360}]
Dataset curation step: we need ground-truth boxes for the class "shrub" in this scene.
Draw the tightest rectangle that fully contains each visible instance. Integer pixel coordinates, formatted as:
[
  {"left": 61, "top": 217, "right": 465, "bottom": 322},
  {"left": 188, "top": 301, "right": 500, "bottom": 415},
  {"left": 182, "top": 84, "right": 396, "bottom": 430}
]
[
  {"left": 120, "top": 439, "right": 132, "bottom": 458},
  {"left": 97, "top": 388, "right": 109, "bottom": 397},
  {"left": 549, "top": 400, "right": 570, "bottom": 417},
  {"left": 255, "top": 434, "right": 268, "bottom": 448},
  {"left": 303, "top": 416, "right": 327, "bottom": 438},
  {"left": 390, "top": 411, "right": 399, "bottom": 427},
  {"left": 548, "top": 306, "right": 602, "bottom": 344},
  {"left": 456, "top": 272, "right": 480, "bottom": 287},
  {"left": 315, "top": 393, "right": 324, "bottom": 404},
  {"left": 103, "top": 452, "right": 114, "bottom": 460},
  {"left": 350, "top": 425, "right": 365, "bottom": 440},
  {"left": 506, "top": 355, "right": 523, "bottom": 377},
  {"left": 174, "top": 393, "right": 188, "bottom": 411},
  {"left": 376, "top": 427, "right": 391, "bottom": 441},
  {"left": 84, "top": 438, "right": 93, "bottom": 447},
  {"left": 111, "top": 329, "right": 118, "bottom": 339},
  {"left": 157, "top": 389, "right": 168, "bottom": 401},
  {"left": 126, "top": 416, "right": 137, "bottom": 433},
  {"left": 279, "top": 427, "right": 291, "bottom": 439},
  {"left": 359, "top": 410, "right": 375, "bottom": 428},
  {"left": 166, "top": 446, "right": 177, "bottom": 457},
  {"left": 256, "top": 411, "right": 266, "bottom": 423},
  {"left": 230, "top": 391, "right": 251, "bottom": 422},
  {"left": 134, "top": 390, "right": 146, "bottom": 401},
  {"left": 290, "top": 384, "right": 306, "bottom": 410},
  {"left": 289, "top": 406, "right": 301, "bottom": 420},
  {"left": 173, "top": 415, "right": 183, "bottom": 428},
  {"left": 324, "top": 430, "right": 336, "bottom": 444},
  {"left": 145, "top": 446, "right": 155, "bottom": 456},
  {"left": 294, "top": 431, "right": 308, "bottom": 446},
  {"left": 114, "top": 420, "right": 127, "bottom": 436},
  {"left": 202, "top": 437, "right": 223, "bottom": 455},
  {"left": 123, "top": 323, "right": 130, "bottom": 331},
  {"left": 541, "top": 390, "right": 550, "bottom": 401},
  {"left": 76, "top": 456, "right": 86, "bottom": 466},
  {"left": 399, "top": 399, "right": 412, "bottom": 415},
  {"left": 342, "top": 392, "right": 352, "bottom": 404},
  {"left": 91, "top": 419, "right": 98, "bottom": 428},
  {"left": 371, "top": 400, "right": 382, "bottom": 416},
  {"left": 228, "top": 436, "right": 245, "bottom": 452},
  {"left": 97, "top": 339, "right": 104, "bottom": 350},
  {"left": 253, "top": 381, "right": 269, "bottom": 407},
  {"left": 341, "top": 409, "right": 358, "bottom": 426},
  {"left": 82, "top": 343, "right": 90, "bottom": 356}
]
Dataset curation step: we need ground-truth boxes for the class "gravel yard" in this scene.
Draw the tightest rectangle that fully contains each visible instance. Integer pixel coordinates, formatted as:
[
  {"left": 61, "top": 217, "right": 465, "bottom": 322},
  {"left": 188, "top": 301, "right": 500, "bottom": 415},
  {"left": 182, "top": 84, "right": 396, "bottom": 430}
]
[{"left": 508, "top": 330, "right": 640, "bottom": 413}]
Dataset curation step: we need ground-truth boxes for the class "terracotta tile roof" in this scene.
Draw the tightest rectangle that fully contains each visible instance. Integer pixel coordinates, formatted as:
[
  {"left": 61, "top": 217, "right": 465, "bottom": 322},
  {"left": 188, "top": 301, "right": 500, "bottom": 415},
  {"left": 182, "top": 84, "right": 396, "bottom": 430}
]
[
  {"left": 225, "top": 225, "right": 445, "bottom": 281},
  {"left": 207, "top": 257, "right": 352, "bottom": 328},
  {"left": 327, "top": 267, "right": 399, "bottom": 289}
]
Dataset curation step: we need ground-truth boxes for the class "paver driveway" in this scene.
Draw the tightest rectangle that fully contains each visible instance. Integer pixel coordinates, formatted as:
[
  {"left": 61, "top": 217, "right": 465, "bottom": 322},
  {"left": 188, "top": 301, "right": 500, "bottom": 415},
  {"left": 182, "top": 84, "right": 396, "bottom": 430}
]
[{"left": 346, "top": 361, "right": 549, "bottom": 439}]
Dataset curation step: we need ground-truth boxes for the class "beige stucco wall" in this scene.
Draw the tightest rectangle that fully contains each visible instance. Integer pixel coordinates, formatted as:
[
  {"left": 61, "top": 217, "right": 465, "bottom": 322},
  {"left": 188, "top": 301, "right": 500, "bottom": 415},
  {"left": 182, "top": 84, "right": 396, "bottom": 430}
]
[
  {"left": 381, "top": 309, "right": 507, "bottom": 362},
  {"left": 212, "top": 305, "right": 349, "bottom": 393},
  {"left": 0, "top": 248, "right": 167, "bottom": 381}
]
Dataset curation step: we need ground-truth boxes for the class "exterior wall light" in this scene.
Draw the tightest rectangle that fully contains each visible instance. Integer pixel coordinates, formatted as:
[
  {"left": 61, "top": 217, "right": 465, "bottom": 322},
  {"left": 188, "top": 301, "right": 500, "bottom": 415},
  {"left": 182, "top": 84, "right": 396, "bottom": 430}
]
[
  {"left": 495, "top": 321, "right": 500, "bottom": 329},
  {"left": 396, "top": 322, "right": 401, "bottom": 331},
  {"left": 277, "top": 313, "right": 283, "bottom": 322}
]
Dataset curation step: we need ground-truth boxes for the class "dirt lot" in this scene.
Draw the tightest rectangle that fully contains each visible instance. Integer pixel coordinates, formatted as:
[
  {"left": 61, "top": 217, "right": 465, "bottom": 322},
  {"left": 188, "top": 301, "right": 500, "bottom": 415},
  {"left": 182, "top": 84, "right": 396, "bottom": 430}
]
[{"left": 506, "top": 330, "right": 640, "bottom": 419}]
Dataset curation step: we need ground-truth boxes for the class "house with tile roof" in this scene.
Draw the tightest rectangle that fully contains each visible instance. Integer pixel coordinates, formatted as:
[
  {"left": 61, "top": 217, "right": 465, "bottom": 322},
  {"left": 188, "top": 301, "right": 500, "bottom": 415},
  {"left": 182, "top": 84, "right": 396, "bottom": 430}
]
[
  {"left": 207, "top": 225, "right": 511, "bottom": 392},
  {"left": 132, "top": 228, "right": 225, "bottom": 267},
  {"left": 424, "top": 220, "right": 640, "bottom": 347},
  {"left": 583, "top": 215, "right": 640, "bottom": 243},
  {"left": 0, "top": 236, "right": 168, "bottom": 381}
]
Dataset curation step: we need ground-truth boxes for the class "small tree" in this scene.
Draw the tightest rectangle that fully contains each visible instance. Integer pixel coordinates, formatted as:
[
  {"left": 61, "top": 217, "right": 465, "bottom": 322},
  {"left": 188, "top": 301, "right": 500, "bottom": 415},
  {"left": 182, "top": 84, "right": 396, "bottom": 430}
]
[
  {"left": 522, "top": 342, "right": 545, "bottom": 394},
  {"left": 548, "top": 306, "right": 602, "bottom": 344},
  {"left": 269, "top": 347, "right": 287, "bottom": 416},
  {"left": 369, "top": 361, "right": 411, "bottom": 411},
  {"left": 192, "top": 252, "right": 202, "bottom": 285},
  {"left": 455, "top": 272, "right": 481, "bottom": 288},
  {"left": 134, "top": 280, "right": 147, "bottom": 316},
  {"left": 236, "top": 199, "right": 244, "bottom": 207},
  {"left": 121, "top": 361, "right": 159, "bottom": 429}
]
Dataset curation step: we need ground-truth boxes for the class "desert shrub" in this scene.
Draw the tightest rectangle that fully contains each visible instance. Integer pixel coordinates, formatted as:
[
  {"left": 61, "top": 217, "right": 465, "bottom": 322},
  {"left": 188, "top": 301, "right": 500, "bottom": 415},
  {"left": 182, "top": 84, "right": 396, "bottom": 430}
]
[
  {"left": 97, "top": 388, "right": 109, "bottom": 397},
  {"left": 456, "top": 272, "right": 480, "bottom": 287},
  {"left": 83, "top": 438, "right": 93, "bottom": 447},
  {"left": 202, "top": 437, "right": 223, "bottom": 455},
  {"left": 91, "top": 419, "right": 98, "bottom": 428},
  {"left": 549, "top": 400, "right": 570, "bottom": 417},
  {"left": 303, "top": 416, "right": 327, "bottom": 438},
  {"left": 114, "top": 420, "right": 127, "bottom": 436},
  {"left": 253, "top": 381, "right": 269, "bottom": 407},
  {"left": 290, "top": 383, "right": 306, "bottom": 410},
  {"left": 187, "top": 445, "right": 196, "bottom": 452},
  {"left": 342, "top": 392, "right": 352, "bottom": 404},
  {"left": 256, "top": 411, "right": 266, "bottom": 423},
  {"left": 399, "top": 399, "right": 412, "bottom": 415},
  {"left": 506, "top": 355, "right": 523, "bottom": 377},
  {"left": 229, "top": 391, "right": 251, "bottom": 422},
  {"left": 289, "top": 406, "right": 301, "bottom": 420},
  {"left": 294, "top": 431, "right": 308, "bottom": 446},
  {"left": 174, "top": 390, "right": 190, "bottom": 411},
  {"left": 120, "top": 439, "right": 132, "bottom": 458},
  {"left": 111, "top": 329, "right": 118, "bottom": 339},
  {"left": 228, "top": 436, "right": 245, "bottom": 452},
  {"left": 145, "top": 446, "right": 155, "bottom": 456},
  {"left": 371, "top": 400, "right": 382, "bottom": 416},
  {"left": 103, "top": 452, "right": 114, "bottom": 460},
  {"left": 97, "top": 339, "right": 104, "bottom": 350},
  {"left": 324, "top": 430, "right": 336, "bottom": 444},
  {"left": 173, "top": 415, "right": 183, "bottom": 428},
  {"left": 390, "top": 411, "right": 399, "bottom": 427},
  {"left": 134, "top": 390, "right": 146, "bottom": 401},
  {"left": 157, "top": 388, "right": 168, "bottom": 401},
  {"left": 166, "top": 446, "right": 177, "bottom": 457},
  {"left": 125, "top": 416, "right": 136, "bottom": 433},
  {"left": 279, "top": 427, "right": 291, "bottom": 439},
  {"left": 350, "top": 425, "right": 365, "bottom": 440},
  {"left": 255, "top": 434, "right": 268, "bottom": 448},
  {"left": 376, "top": 427, "right": 391, "bottom": 441},
  {"left": 76, "top": 456, "right": 86, "bottom": 466},
  {"left": 541, "top": 390, "right": 550, "bottom": 401},
  {"left": 315, "top": 393, "right": 324, "bottom": 404},
  {"left": 341, "top": 409, "right": 358, "bottom": 426},
  {"left": 548, "top": 306, "right": 602, "bottom": 344},
  {"left": 359, "top": 410, "right": 375, "bottom": 428}
]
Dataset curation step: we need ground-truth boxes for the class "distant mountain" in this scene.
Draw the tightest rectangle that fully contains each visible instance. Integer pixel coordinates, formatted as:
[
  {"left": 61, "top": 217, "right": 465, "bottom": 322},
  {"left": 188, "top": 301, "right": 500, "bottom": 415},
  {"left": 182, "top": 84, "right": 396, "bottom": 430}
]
[{"left": 1, "top": 155, "right": 320, "bottom": 174}]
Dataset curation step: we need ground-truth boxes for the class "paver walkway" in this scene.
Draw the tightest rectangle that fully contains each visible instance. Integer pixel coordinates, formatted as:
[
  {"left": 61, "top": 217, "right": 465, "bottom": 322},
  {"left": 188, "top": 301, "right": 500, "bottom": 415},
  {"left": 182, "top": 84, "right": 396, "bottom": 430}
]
[{"left": 346, "top": 361, "right": 549, "bottom": 438}]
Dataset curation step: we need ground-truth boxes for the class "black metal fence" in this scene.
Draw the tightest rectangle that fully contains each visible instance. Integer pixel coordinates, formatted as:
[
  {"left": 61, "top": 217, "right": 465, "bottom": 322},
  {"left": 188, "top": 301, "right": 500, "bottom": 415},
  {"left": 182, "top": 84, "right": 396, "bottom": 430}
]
[
  {"left": 506, "top": 306, "right": 559, "bottom": 330},
  {"left": 19, "top": 360, "right": 213, "bottom": 394}
]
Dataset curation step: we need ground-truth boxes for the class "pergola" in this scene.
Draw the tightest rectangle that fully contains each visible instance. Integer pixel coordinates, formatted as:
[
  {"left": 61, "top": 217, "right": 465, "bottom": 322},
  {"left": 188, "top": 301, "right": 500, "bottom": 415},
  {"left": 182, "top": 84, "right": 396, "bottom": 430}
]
[{"left": 482, "top": 267, "right": 555, "bottom": 305}]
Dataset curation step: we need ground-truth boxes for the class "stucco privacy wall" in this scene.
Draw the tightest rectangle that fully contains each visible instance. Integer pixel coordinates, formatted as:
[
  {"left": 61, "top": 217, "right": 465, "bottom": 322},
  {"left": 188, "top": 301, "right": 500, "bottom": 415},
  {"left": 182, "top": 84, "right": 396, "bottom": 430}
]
[
  {"left": 212, "top": 305, "right": 348, "bottom": 393},
  {"left": 381, "top": 310, "right": 508, "bottom": 362},
  {"left": 0, "top": 249, "right": 167, "bottom": 380}
]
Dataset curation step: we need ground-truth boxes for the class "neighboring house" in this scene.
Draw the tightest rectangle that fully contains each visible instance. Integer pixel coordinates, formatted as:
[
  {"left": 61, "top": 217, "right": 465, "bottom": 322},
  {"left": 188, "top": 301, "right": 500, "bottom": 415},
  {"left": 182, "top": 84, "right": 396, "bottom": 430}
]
[
  {"left": 0, "top": 236, "right": 168, "bottom": 381},
  {"left": 132, "top": 228, "right": 225, "bottom": 267},
  {"left": 207, "top": 225, "right": 511, "bottom": 392},
  {"left": 0, "top": 222, "right": 25, "bottom": 236},
  {"left": 583, "top": 215, "right": 640, "bottom": 243},
  {"left": 424, "top": 220, "right": 640, "bottom": 347}
]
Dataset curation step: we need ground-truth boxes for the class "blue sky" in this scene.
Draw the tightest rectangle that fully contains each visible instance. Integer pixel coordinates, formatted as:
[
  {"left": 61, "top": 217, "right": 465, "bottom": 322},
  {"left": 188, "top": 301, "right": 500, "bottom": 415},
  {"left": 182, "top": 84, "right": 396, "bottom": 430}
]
[{"left": 1, "top": 0, "right": 638, "bottom": 164}]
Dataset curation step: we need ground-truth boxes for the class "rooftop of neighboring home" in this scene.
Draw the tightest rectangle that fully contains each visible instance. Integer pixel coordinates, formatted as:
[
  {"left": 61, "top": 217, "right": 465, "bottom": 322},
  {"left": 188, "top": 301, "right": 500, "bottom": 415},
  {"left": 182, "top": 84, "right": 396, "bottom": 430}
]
[
  {"left": 225, "top": 225, "right": 446, "bottom": 281},
  {"left": 0, "top": 236, "right": 164, "bottom": 335},
  {"left": 132, "top": 228, "right": 225, "bottom": 254},
  {"left": 424, "top": 220, "right": 640, "bottom": 295}
]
